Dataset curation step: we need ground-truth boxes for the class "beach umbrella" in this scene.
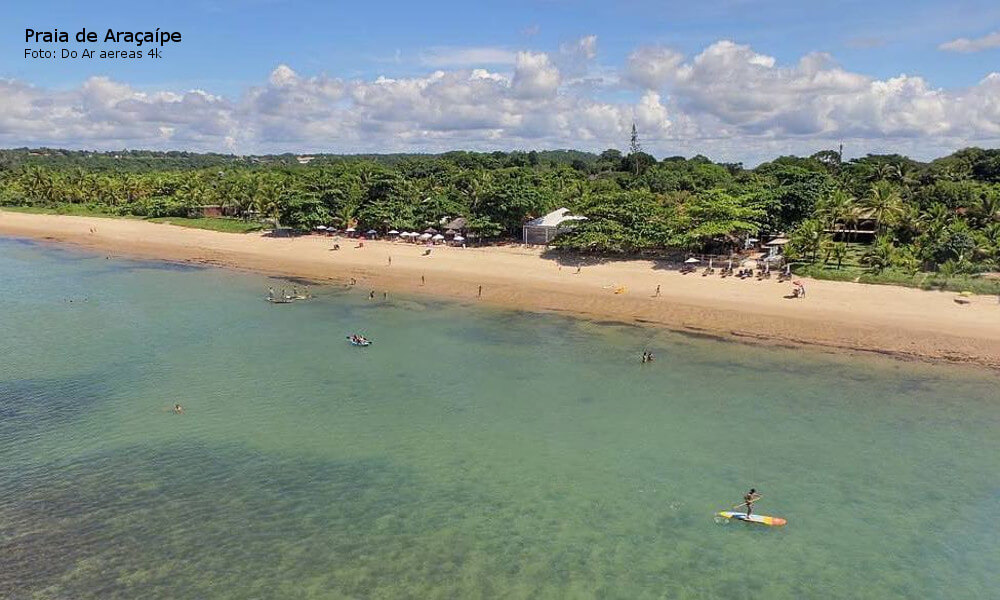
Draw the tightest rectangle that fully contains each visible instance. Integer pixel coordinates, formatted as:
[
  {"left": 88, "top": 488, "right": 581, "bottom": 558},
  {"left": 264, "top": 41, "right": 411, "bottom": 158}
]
[
  {"left": 432, "top": 234, "right": 445, "bottom": 242},
  {"left": 684, "top": 257, "right": 700, "bottom": 264},
  {"left": 316, "top": 225, "right": 327, "bottom": 230},
  {"left": 345, "top": 227, "right": 356, "bottom": 232},
  {"left": 424, "top": 227, "right": 438, "bottom": 234},
  {"left": 419, "top": 233, "right": 433, "bottom": 240},
  {"left": 367, "top": 229, "right": 377, "bottom": 235},
  {"left": 445, "top": 229, "right": 457, "bottom": 235},
  {"left": 453, "top": 235, "right": 465, "bottom": 242},
  {"left": 388, "top": 229, "right": 399, "bottom": 235}
]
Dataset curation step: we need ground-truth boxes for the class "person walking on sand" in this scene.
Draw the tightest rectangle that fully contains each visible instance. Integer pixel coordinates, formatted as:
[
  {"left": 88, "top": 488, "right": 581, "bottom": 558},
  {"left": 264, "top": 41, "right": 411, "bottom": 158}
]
[
  {"left": 478, "top": 285, "right": 482, "bottom": 298},
  {"left": 655, "top": 284, "right": 661, "bottom": 297},
  {"left": 421, "top": 275, "right": 425, "bottom": 286},
  {"left": 388, "top": 256, "right": 392, "bottom": 267},
  {"left": 383, "top": 292, "right": 387, "bottom": 300},
  {"left": 576, "top": 264, "right": 582, "bottom": 274}
]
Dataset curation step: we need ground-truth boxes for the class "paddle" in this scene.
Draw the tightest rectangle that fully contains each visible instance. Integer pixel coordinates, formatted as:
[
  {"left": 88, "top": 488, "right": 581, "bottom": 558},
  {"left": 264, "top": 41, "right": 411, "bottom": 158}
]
[{"left": 730, "top": 495, "right": 762, "bottom": 510}]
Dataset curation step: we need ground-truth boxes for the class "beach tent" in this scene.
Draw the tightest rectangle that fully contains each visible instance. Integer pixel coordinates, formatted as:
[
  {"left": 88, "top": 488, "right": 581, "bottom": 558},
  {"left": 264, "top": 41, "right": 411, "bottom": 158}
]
[{"left": 522, "top": 208, "right": 587, "bottom": 245}]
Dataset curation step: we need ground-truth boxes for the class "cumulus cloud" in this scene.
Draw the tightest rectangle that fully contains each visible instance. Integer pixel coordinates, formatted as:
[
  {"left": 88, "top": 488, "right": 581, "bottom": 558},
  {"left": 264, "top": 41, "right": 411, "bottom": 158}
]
[
  {"left": 939, "top": 31, "right": 1000, "bottom": 53},
  {"left": 510, "top": 51, "right": 561, "bottom": 99},
  {"left": 626, "top": 40, "right": 1000, "bottom": 143},
  {"left": 625, "top": 46, "right": 685, "bottom": 90},
  {"left": 1, "top": 40, "right": 999, "bottom": 162}
]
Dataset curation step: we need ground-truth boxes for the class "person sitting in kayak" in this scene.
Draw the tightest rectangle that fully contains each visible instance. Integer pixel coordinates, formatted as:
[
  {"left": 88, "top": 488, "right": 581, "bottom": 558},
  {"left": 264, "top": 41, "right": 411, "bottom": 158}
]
[{"left": 743, "top": 488, "right": 761, "bottom": 516}]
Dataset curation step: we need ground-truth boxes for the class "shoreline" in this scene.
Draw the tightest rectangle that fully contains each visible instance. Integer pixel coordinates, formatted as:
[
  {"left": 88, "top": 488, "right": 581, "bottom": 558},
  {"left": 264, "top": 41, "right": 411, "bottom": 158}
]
[{"left": 3, "top": 210, "right": 1000, "bottom": 371}]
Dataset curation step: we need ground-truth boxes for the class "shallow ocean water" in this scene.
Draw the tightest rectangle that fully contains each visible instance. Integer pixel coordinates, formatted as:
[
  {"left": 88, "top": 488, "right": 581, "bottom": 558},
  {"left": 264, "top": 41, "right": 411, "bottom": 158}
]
[{"left": 1, "top": 237, "right": 998, "bottom": 599}]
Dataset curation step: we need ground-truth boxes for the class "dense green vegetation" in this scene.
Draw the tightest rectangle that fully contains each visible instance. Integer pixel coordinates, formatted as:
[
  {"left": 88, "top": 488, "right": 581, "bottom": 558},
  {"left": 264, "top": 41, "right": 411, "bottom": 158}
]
[{"left": 1, "top": 146, "right": 999, "bottom": 289}]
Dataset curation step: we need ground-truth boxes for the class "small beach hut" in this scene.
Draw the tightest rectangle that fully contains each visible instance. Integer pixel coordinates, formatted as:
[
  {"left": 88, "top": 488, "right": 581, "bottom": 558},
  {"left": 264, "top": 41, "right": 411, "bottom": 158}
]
[{"left": 522, "top": 208, "right": 587, "bottom": 245}]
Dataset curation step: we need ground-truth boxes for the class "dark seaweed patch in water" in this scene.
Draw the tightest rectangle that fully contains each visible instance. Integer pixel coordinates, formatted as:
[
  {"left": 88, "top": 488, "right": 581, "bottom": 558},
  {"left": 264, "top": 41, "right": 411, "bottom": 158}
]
[
  {"left": 0, "top": 442, "right": 423, "bottom": 599},
  {"left": 441, "top": 310, "right": 586, "bottom": 347},
  {"left": 269, "top": 275, "right": 324, "bottom": 286},
  {"left": 0, "top": 373, "right": 111, "bottom": 436},
  {"left": 106, "top": 259, "right": 207, "bottom": 273}
]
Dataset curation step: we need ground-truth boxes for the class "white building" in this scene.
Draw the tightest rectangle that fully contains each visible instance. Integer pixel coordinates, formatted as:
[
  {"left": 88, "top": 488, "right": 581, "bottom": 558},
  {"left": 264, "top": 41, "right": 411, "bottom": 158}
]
[{"left": 522, "top": 208, "right": 587, "bottom": 245}]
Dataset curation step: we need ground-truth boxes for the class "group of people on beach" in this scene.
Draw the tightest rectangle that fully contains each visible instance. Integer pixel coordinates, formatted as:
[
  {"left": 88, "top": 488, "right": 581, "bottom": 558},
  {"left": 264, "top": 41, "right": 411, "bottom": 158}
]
[{"left": 641, "top": 350, "right": 655, "bottom": 364}]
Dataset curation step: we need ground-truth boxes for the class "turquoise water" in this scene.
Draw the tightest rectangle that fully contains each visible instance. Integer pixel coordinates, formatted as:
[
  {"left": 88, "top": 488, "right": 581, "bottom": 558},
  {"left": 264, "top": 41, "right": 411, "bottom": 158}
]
[{"left": 1, "top": 237, "right": 998, "bottom": 599}]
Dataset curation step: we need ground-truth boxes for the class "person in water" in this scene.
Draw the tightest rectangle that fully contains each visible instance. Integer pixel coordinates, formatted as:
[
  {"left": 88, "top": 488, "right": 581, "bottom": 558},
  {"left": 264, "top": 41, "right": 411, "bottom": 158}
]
[
  {"left": 173, "top": 404, "right": 184, "bottom": 414},
  {"left": 743, "top": 488, "right": 761, "bottom": 516}
]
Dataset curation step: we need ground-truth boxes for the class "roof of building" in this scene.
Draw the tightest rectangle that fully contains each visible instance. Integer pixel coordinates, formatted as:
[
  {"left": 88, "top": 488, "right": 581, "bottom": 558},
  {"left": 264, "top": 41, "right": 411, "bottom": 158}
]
[
  {"left": 525, "top": 208, "right": 587, "bottom": 228},
  {"left": 442, "top": 217, "right": 467, "bottom": 231}
]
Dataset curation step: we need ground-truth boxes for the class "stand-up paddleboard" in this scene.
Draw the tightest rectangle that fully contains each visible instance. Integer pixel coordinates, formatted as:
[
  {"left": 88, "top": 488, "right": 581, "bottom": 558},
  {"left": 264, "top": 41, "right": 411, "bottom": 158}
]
[{"left": 717, "top": 511, "right": 786, "bottom": 526}]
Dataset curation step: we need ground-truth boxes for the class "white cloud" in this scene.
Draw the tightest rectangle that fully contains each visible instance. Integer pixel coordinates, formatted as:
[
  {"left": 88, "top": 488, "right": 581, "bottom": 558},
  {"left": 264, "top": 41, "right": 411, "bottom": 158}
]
[
  {"left": 625, "top": 46, "right": 685, "bottom": 90},
  {"left": 419, "top": 47, "right": 518, "bottom": 67},
  {"left": 510, "top": 51, "right": 561, "bottom": 99},
  {"left": 939, "top": 31, "right": 1000, "bottom": 53},
  {"left": 561, "top": 35, "right": 598, "bottom": 60},
  {"left": 1, "top": 41, "right": 999, "bottom": 163}
]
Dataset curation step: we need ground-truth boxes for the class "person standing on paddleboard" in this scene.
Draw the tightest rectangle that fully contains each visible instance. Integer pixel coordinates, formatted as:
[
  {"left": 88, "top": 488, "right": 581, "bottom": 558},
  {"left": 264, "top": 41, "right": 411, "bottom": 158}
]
[{"left": 743, "top": 488, "right": 761, "bottom": 516}]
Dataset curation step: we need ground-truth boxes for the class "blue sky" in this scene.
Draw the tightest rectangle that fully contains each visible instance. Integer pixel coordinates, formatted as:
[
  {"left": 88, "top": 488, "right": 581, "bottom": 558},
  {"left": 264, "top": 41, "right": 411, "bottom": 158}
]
[{"left": 3, "top": 0, "right": 999, "bottom": 161}]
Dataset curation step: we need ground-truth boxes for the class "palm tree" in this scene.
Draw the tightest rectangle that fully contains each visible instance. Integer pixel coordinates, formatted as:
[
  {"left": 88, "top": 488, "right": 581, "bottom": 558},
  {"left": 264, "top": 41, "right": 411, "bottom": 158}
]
[
  {"left": 863, "top": 181, "right": 904, "bottom": 233},
  {"left": 831, "top": 242, "right": 848, "bottom": 269},
  {"left": 862, "top": 234, "right": 896, "bottom": 273},
  {"left": 970, "top": 193, "right": 1000, "bottom": 227}
]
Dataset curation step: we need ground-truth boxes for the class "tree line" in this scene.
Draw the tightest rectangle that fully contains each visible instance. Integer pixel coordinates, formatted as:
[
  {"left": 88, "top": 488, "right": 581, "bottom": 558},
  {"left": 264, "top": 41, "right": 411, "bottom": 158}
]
[{"left": 1, "top": 146, "right": 999, "bottom": 275}]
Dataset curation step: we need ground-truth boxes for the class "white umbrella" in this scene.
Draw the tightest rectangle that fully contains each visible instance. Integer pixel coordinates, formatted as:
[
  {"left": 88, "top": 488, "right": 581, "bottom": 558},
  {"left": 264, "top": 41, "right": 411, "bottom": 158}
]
[
  {"left": 453, "top": 235, "right": 465, "bottom": 242},
  {"left": 684, "top": 257, "right": 700, "bottom": 264},
  {"left": 345, "top": 227, "right": 356, "bottom": 232},
  {"left": 419, "top": 233, "right": 433, "bottom": 240},
  {"left": 432, "top": 234, "right": 445, "bottom": 241},
  {"left": 388, "top": 229, "right": 400, "bottom": 235},
  {"left": 316, "top": 225, "right": 328, "bottom": 230},
  {"left": 366, "top": 229, "right": 377, "bottom": 235}
]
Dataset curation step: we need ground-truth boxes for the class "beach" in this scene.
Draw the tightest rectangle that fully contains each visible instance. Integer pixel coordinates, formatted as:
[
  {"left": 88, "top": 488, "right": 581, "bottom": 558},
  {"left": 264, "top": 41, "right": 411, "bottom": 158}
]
[{"left": 3, "top": 209, "right": 1000, "bottom": 369}]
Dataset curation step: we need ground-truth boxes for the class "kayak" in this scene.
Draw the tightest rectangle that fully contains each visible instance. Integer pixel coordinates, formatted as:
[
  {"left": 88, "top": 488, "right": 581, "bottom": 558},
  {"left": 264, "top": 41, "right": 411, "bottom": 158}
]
[{"left": 717, "top": 511, "right": 786, "bottom": 526}]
